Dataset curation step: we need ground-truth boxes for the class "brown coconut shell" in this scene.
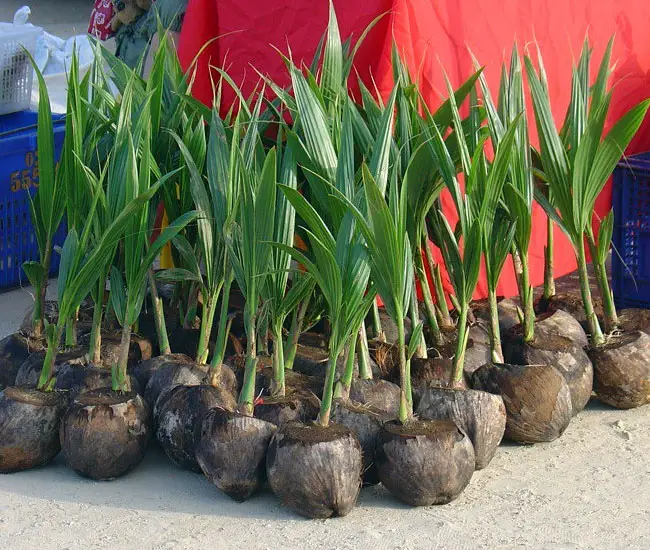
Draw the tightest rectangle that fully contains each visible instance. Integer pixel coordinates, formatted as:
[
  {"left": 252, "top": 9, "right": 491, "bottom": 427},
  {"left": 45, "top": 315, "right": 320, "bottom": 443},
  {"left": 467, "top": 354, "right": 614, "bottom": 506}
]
[
  {"left": 291, "top": 344, "right": 381, "bottom": 380},
  {"left": 256, "top": 366, "right": 323, "bottom": 399},
  {"left": 168, "top": 327, "right": 213, "bottom": 360},
  {"left": 290, "top": 343, "right": 328, "bottom": 378},
  {"left": 617, "top": 309, "right": 650, "bottom": 336},
  {"left": 298, "top": 331, "right": 328, "bottom": 349},
  {"left": 504, "top": 325, "right": 593, "bottom": 415},
  {"left": 0, "top": 333, "right": 43, "bottom": 390},
  {"left": 471, "top": 297, "right": 522, "bottom": 333},
  {"left": 0, "top": 387, "right": 66, "bottom": 473},
  {"left": 407, "top": 355, "right": 469, "bottom": 408},
  {"left": 144, "top": 360, "right": 208, "bottom": 412},
  {"left": 266, "top": 421, "right": 362, "bottom": 518},
  {"left": 367, "top": 309, "right": 412, "bottom": 344},
  {"left": 131, "top": 353, "right": 192, "bottom": 391},
  {"left": 589, "top": 331, "right": 650, "bottom": 409},
  {"left": 462, "top": 324, "right": 493, "bottom": 377},
  {"left": 60, "top": 389, "right": 151, "bottom": 480},
  {"left": 471, "top": 363, "right": 573, "bottom": 444},
  {"left": 417, "top": 387, "right": 505, "bottom": 470},
  {"left": 535, "top": 309, "right": 589, "bottom": 349},
  {"left": 372, "top": 340, "right": 467, "bottom": 397},
  {"left": 544, "top": 291, "right": 604, "bottom": 330},
  {"left": 376, "top": 419, "right": 475, "bottom": 506},
  {"left": 19, "top": 300, "right": 95, "bottom": 339},
  {"left": 54, "top": 364, "right": 140, "bottom": 403},
  {"left": 14, "top": 347, "right": 87, "bottom": 387},
  {"left": 196, "top": 408, "right": 276, "bottom": 502},
  {"left": 78, "top": 332, "right": 153, "bottom": 368},
  {"left": 156, "top": 384, "right": 237, "bottom": 472},
  {"left": 409, "top": 356, "right": 458, "bottom": 389},
  {"left": 19, "top": 300, "right": 61, "bottom": 334},
  {"left": 253, "top": 393, "right": 320, "bottom": 426},
  {"left": 349, "top": 378, "right": 401, "bottom": 416},
  {"left": 331, "top": 399, "right": 388, "bottom": 484}
]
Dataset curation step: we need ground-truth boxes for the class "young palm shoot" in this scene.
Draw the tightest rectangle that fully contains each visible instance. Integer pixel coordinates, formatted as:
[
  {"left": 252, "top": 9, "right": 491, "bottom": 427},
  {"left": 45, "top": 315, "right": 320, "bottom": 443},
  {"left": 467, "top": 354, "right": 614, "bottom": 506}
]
[
  {"left": 393, "top": 47, "right": 485, "bottom": 348},
  {"left": 474, "top": 48, "right": 534, "bottom": 355},
  {"left": 426, "top": 79, "right": 521, "bottom": 388},
  {"left": 412, "top": 80, "right": 517, "bottom": 467},
  {"left": 227, "top": 143, "right": 278, "bottom": 415},
  {"left": 261, "top": 134, "right": 318, "bottom": 399},
  {"left": 526, "top": 39, "right": 649, "bottom": 346},
  {"left": 71, "top": 56, "right": 130, "bottom": 364},
  {"left": 0, "top": 145, "right": 165, "bottom": 473},
  {"left": 341, "top": 165, "right": 476, "bottom": 506},
  {"left": 341, "top": 166, "right": 417, "bottom": 422},
  {"left": 265, "top": 176, "right": 374, "bottom": 518},
  {"left": 108, "top": 116, "right": 197, "bottom": 392},
  {"left": 527, "top": 38, "right": 650, "bottom": 410},
  {"left": 20, "top": 60, "right": 66, "bottom": 342},
  {"left": 169, "top": 108, "right": 237, "bottom": 367},
  {"left": 282, "top": 284, "right": 319, "bottom": 371},
  {"left": 278, "top": 51, "right": 398, "bottom": 387},
  {"left": 268, "top": 2, "right": 389, "bottom": 348}
]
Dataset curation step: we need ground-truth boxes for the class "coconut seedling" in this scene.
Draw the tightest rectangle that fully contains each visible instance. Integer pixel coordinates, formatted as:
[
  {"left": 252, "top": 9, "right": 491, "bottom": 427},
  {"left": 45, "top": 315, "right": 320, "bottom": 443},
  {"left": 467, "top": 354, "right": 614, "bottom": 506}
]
[
  {"left": 60, "top": 48, "right": 152, "bottom": 368},
  {"left": 416, "top": 77, "right": 519, "bottom": 464},
  {"left": 58, "top": 87, "right": 198, "bottom": 480},
  {"left": 267, "top": 0, "right": 390, "bottom": 350},
  {"left": 526, "top": 37, "right": 650, "bottom": 410},
  {"left": 0, "top": 67, "right": 69, "bottom": 471},
  {"left": 254, "top": 126, "right": 322, "bottom": 427},
  {"left": 388, "top": 48, "right": 489, "bottom": 385},
  {"left": 413, "top": 64, "right": 571, "bottom": 445},
  {"left": 67, "top": 53, "right": 113, "bottom": 363},
  {"left": 264, "top": 168, "right": 375, "bottom": 517},
  {"left": 56, "top": 49, "right": 119, "bottom": 350},
  {"left": 193, "top": 103, "right": 279, "bottom": 501},
  {"left": 268, "top": 62, "right": 401, "bottom": 491},
  {"left": 139, "top": 115, "right": 213, "bottom": 411},
  {"left": 473, "top": 47, "right": 594, "bottom": 418},
  {"left": 336, "top": 157, "right": 474, "bottom": 504},
  {"left": 263, "top": 63, "right": 393, "bottom": 513},
  {"left": 391, "top": 46, "right": 487, "bottom": 355},
  {"left": 98, "top": 30, "right": 212, "bottom": 354},
  {"left": 271, "top": 33, "right": 404, "bottom": 407},
  {"left": 0, "top": 96, "right": 170, "bottom": 473},
  {"left": 154, "top": 106, "right": 251, "bottom": 472},
  {"left": 2, "top": 201, "right": 157, "bottom": 474},
  {"left": 467, "top": 52, "right": 529, "bottom": 363},
  {"left": 0, "top": 59, "right": 66, "bottom": 390}
]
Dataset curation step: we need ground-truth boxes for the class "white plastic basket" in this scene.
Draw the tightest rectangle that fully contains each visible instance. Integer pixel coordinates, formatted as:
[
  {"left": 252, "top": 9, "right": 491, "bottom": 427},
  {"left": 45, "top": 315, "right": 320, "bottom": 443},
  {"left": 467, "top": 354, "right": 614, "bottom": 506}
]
[{"left": 0, "top": 22, "right": 43, "bottom": 115}]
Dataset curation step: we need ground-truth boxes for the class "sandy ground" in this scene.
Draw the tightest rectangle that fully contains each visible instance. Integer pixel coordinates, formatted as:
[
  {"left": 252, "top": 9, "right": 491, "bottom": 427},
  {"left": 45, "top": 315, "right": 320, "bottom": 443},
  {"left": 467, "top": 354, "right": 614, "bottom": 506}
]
[{"left": 1, "top": 283, "right": 650, "bottom": 549}]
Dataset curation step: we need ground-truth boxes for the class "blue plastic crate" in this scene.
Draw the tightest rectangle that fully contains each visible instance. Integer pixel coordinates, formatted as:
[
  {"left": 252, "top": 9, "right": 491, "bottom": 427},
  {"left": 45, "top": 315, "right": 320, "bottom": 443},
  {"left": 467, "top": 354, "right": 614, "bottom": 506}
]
[
  {"left": 0, "top": 110, "right": 67, "bottom": 291},
  {"left": 612, "top": 151, "right": 650, "bottom": 309}
]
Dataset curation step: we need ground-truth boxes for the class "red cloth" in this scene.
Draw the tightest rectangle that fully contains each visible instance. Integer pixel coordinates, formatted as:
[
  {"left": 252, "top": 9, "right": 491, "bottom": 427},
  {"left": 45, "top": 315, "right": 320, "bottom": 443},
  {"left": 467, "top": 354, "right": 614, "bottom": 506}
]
[
  {"left": 178, "top": 0, "right": 650, "bottom": 300},
  {"left": 88, "top": 0, "right": 115, "bottom": 41}
]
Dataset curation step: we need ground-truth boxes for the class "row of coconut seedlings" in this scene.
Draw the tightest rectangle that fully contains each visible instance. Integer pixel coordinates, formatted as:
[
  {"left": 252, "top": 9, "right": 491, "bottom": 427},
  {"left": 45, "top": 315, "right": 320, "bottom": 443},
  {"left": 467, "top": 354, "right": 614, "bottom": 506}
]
[{"left": 1, "top": 4, "right": 650, "bottom": 518}]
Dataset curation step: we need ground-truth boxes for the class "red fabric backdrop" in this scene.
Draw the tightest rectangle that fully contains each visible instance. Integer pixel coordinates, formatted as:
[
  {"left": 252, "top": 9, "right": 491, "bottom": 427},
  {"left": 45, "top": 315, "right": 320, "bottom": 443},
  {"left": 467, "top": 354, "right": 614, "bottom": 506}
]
[{"left": 178, "top": 0, "right": 650, "bottom": 299}]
